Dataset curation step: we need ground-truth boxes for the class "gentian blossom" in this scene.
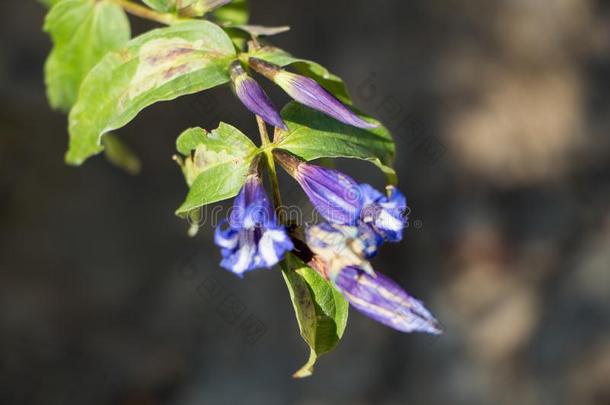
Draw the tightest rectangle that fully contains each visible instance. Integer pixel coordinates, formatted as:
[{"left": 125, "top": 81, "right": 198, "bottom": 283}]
[
  {"left": 229, "top": 60, "right": 287, "bottom": 130},
  {"left": 359, "top": 184, "right": 407, "bottom": 242},
  {"left": 334, "top": 266, "right": 441, "bottom": 334},
  {"left": 215, "top": 174, "right": 293, "bottom": 275},
  {"left": 274, "top": 151, "right": 362, "bottom": 225},
  {"left": 275, "top": 151, "right": 407, "bottom": 243},
  {"left": 248, "top": 57, "right": 377, "bottom": 129},
  {"left": 276, "top": 148, "right": 437, "bottom": 334}
]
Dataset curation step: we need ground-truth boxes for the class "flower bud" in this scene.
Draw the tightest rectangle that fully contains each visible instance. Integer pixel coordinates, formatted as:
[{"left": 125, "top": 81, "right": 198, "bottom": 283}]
[
  {"left": 249, "top": 57, "right": 377, "bottom": 129},
  {"left": 230, "top": 61, "right": 287, "bottom": 130},
  {"left": 335, "top": 266, "right": 441, "bottom": 334}
]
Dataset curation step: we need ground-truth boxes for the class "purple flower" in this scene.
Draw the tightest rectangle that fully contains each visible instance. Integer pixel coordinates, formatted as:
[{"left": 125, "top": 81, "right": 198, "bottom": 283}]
[
  {"left": 274, "top": 153, "right": 408, "bottom": 243},
  {"left": 215, "top": 174, "right": 293, "bottom": 275},
  {"left": 359, "top": 184, "right": 407, "bottom": 242},
  {"left": 230, "top": 61, "right": 287, "bottom": 130},
  {"left": 249, "top": 57, "right": 377, "bottom": 129},
  {"left": 274, "top": 151, "right": 363, "bottom": 225},
  {"left": 335, "top": 266, "right": 441, "bottom": 334}
]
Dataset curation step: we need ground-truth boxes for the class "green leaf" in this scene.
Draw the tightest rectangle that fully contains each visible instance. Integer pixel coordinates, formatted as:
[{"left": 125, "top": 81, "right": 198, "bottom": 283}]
[
  {"left": 142, "top": 0, "right": 233, "bottom": 15},
  {"left": 44, "top": 0, "right": 131, "bottom": 112},
  {"left": 141, "top": 0, "right": 174, "bottom": 12},
  {"left": 213, "top": 0, "right": 248, "bottom": 25},
  {"left": 276, "top": 102, "right": 397, "bottom": 184},
  {"left": 281, "top": 254, "right": 349, "bottom": 378},
  {"left": 174, "top": 123, "right": 260, "bottom": 215},
  {"left": 40, "top": 0, "right": 62, "bottom": 7},
  {"left": 248, "top": 46, "right": 351, "bottom": 104},
  {"left": 224, "top": 24, "right": 290, "bottom": 38},
  {"left": 141, "top": 0, "right": 199, "bottom": 12},
  {"left": 102, "top": 133, "right": 142, "bottom": 175},
  {"left": 175, "top": 126, "right": 207, "bottom": 156},
  {"left": 66, "top": 20, "right": 236, "bottom": 165}
]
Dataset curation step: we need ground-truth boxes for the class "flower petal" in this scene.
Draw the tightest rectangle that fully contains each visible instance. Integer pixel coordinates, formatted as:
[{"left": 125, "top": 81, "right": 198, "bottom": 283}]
[
  {"left": 215, "top": 174, "right": 293, "bottom": 275},
  {"left": 359, "top": 184, "right": 407, "bottom": 242},
  {"left": 214, "top": 220, "right": 239, "bottom": 249},
  {"left": 258, "top": 228, "right": 294, "bottom": 266}
]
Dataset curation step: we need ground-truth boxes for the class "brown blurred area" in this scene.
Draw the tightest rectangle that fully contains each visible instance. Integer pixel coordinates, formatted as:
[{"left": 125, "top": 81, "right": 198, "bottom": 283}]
[{"left": 1, "top": 1, "right": 609, "bottom": 404}]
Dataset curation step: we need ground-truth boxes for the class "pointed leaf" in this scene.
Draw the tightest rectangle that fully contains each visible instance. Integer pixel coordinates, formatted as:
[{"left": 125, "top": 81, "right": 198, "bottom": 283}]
[
  {"left": 141, "top": 0, "right": 176, "bottom": 12},
  {"left": 44, "top": 0, "right": 131, "bottom": 111},
  {"left": 228, "top": 25, "right": 290, "bottom": 37},
  {"left": 141, "top": 0, "right": 212, "bottom": 13},
  {"left": 66, "top": 20, "right": 236, "bottom": 165},
  {"left": 276, "top": 102, "right": 397, "bottom": 184},
  {"left": 175, "top": 126, "right": 207, "bottom": 156},
  {"left": 175, "top": 123, "right": 260, "bottom": 215},
  {"left": 281, "top": 254, "right": 349, "bottom": 378}
]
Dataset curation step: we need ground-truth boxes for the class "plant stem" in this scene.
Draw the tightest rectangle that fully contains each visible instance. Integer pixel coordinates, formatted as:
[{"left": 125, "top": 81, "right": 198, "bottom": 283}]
[
  {"left": 256, "top": 116, "right": 284, "bottom": 220},
  {"left": 109, "top": 0, "right": 182, "bottom": 25}
]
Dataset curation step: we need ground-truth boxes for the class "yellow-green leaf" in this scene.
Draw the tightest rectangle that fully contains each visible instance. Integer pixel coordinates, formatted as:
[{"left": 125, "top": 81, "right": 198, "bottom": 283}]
[
  {"left": 174, "top": 123, "right": 260, "bottom": 215},
  {"left": 66, "top": 20, "right": 236, "bottom": 165},
  {"left": 44, "top": 0, "right": 131, "bottom": 111},
  {"left": 281, "top": 254, "right": 349, "bottom": 378},
  {"left": 276, "top": 102, "right": 397, "bottom": 184},
  {"left": 213, "top": 0, "right": 248, "bottom": 25},
  {"left": 142, "top": 0, "right": 207, "bottom": 13}
]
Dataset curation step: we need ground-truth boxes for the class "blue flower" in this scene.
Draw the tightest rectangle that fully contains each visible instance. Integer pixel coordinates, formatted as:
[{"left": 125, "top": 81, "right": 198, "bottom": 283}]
[
  {"left": 359, "top": 184, "right": 407, "bottom": 242},
  {"left": 334, "top": 266, "right": 441, "bottom": 334},
  {"left": 229, "top": 61, "right": 287, "bottom": 130},
  {"left": 215, "top": 174, "right": 293, "bottom": 275},
  {"left": 249, "top": 57, "right": 377, "bottom": 129}
]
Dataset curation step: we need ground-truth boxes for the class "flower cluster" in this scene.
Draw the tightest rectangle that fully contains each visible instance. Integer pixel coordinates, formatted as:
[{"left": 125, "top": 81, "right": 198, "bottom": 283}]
[
  {"left": 214, "top": 58, "right": 439, "bottom": 335},
  {"left": 274, "top": 153, "right": 440, "bottom": 334},
  {"left": 42, "top": 0, "right": 441, "bottom": 377},
  {"left": 214, "top": 154, "right": 440, "bottom": 334}
]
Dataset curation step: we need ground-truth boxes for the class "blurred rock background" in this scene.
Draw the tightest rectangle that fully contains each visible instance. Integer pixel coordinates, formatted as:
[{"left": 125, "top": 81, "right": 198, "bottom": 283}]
[{"left": 1, "top": 0, "right": 609, "bottom": 404}]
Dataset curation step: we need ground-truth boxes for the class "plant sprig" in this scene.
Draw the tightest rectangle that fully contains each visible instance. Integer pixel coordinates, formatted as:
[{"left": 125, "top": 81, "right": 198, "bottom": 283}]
[{"left": 41, "top": 0, "right": 440, "bottom": 378}]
